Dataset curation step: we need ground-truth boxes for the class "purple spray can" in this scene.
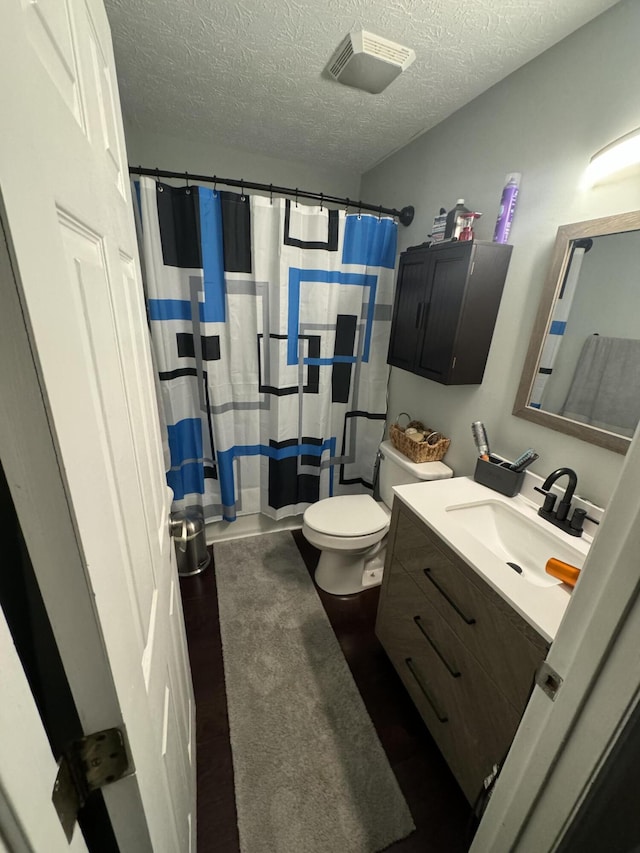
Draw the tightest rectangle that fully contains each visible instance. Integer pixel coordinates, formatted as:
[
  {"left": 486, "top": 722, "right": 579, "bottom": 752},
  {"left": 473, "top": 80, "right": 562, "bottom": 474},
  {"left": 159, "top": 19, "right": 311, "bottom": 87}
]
[{"left": 493, "top": 173, "right": 521, "bottom": 243}]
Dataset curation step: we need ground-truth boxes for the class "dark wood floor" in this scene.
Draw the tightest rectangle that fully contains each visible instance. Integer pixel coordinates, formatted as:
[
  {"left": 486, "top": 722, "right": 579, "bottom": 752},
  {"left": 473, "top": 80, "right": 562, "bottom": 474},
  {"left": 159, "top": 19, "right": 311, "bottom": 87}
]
[{"left": 180, "top": 531, "right": 473, "bottom": 853}]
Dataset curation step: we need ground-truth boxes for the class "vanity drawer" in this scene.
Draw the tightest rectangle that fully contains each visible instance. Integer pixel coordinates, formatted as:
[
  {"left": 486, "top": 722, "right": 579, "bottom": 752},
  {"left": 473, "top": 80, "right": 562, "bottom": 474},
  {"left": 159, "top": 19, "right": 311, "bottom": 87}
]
[
  {"left": 376, "top": 567, "right": 469, "bottom": 788},
  {"left": 376, "top": 566, "right": 524, "bottom": 803},
  {"left": 391, "top": 501, "right": 548, "bottom": 711}
]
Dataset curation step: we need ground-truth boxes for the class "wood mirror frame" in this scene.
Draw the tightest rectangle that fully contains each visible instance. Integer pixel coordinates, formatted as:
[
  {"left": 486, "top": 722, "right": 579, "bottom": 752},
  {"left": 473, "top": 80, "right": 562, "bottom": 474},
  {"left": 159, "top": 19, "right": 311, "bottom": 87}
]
[{"left": 513, "top": 209, "right": 640, "bottom": 454}]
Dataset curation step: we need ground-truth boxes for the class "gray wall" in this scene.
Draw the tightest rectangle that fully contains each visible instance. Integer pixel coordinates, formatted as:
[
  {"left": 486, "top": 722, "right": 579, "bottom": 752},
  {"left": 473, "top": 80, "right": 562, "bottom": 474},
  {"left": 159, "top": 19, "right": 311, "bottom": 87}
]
[
  {"left": 361, "top": 0, "right": 640, "bottom": 507},
  {"left": 124, "top": 124, "right": 361, "bottom": 200}
]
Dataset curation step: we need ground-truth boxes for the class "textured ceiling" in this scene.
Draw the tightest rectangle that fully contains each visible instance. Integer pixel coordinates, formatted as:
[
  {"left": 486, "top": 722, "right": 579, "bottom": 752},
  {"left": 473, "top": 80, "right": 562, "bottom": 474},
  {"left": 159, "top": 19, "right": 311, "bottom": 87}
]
[{"left": 105, "top": 0, "right": 619, "bottom": 173}]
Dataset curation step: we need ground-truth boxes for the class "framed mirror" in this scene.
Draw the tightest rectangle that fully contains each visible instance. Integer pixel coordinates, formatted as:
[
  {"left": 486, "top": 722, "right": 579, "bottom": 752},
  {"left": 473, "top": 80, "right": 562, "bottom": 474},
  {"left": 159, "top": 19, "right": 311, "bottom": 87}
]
[{"left": 513, "top": 210, "right": 640, "bottom": 454}]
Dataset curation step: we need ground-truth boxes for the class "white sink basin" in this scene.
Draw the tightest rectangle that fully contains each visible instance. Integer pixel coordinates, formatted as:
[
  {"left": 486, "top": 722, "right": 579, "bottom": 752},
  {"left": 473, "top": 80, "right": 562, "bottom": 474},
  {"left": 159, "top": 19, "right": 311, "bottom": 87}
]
[
  {"left": 393, "top": 477, "right": 601, "bottom": 641},
  {"left": 445, "top": 499, "right": 586, "bottom": 587}
]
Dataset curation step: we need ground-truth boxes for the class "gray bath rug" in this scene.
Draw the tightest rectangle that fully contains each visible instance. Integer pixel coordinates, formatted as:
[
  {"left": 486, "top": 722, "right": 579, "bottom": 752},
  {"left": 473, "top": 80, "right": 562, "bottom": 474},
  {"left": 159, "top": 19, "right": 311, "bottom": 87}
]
[{"left": 214, "top": 531, "right": 415, "bottom": 853}]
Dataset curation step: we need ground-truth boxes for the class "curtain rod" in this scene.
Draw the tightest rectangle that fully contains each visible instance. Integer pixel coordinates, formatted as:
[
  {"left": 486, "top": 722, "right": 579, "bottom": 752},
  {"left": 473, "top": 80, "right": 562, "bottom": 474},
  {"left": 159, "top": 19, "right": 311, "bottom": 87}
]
[{"left": 128, "top": 165, "right": 415, "bottom": 227}]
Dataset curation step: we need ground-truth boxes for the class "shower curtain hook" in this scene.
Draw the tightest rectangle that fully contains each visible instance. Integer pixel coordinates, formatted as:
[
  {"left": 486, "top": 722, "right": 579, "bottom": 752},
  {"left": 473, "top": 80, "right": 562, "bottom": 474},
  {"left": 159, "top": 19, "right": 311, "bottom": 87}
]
[
  {"left": 269, "top": 184, "right": 273, "bottom": 205},
  {"left": 357, "top": 202, "right": 362, "bottom": 220},
  {"left": 345, "top": 198, "right": 350, "bottom": 216},
  {"left": 378, "top": 205, "right": 383, "bottom": 221},
  {"left": 213, "top": 175, "right": 217, "bottom": 195},
  {"left": 320, "top": 193, "right": 324, "bottom": 211},
  {"left": 184, "top": 171, "right": 191, "bottom": 195},
  {"left": 155, "top": 167, "right": 163, "bottom": 192},
  {"left": 240, "top": 179, "right": 245, "bottom": 201},
  {"left": 295, "top": 188, "right": 298, "bottom": 208}
]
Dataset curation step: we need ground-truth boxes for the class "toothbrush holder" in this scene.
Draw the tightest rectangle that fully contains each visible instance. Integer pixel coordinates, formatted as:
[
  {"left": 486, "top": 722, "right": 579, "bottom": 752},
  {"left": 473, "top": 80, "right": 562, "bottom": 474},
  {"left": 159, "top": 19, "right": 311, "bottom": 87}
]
[{"left": 474, "top": 456, "right": 524, "bottom": 498}]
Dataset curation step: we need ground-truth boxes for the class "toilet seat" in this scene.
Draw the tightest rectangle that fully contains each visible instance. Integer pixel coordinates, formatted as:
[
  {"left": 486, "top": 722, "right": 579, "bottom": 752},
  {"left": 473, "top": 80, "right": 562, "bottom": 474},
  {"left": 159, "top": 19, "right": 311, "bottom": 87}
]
[
  {"left": 303, "top": 494, "right": 389, "bottom": 538},
  {"left": 302, "top": 524, "right": 387, "bottom": 553}
]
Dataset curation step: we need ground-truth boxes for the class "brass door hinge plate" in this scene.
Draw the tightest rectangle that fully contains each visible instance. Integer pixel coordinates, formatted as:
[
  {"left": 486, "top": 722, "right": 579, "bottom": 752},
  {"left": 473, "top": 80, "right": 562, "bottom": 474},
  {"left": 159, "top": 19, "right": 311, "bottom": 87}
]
[{"left": 52, "top": 727, "right": 132, "bottom": 842}]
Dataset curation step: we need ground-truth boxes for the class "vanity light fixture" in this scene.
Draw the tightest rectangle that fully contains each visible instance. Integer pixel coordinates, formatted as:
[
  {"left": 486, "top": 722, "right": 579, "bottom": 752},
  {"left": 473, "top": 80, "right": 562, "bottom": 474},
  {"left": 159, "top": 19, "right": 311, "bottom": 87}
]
[{"left": 582, "top": 127, "right": 640, "bottom": 188}]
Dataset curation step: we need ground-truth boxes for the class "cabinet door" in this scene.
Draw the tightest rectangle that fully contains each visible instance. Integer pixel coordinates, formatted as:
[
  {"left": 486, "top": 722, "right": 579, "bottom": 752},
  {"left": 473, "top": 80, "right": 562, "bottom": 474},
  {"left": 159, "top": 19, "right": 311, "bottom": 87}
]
[
  {"left": 387, "top": 251, "right": 430, "bottom": 372},
  {"left": 416, "top": 242, "right": 472, "bottom": 382},
  {"left": 450, "top": 242, "right": 513, "bottom": 384}
]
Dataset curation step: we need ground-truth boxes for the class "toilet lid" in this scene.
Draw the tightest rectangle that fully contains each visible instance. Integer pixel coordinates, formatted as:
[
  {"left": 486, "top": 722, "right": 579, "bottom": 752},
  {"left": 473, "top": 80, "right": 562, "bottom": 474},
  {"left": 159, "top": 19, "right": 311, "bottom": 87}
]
[{"left": 304, "top": 495, "right": 389, "bottom": 537}]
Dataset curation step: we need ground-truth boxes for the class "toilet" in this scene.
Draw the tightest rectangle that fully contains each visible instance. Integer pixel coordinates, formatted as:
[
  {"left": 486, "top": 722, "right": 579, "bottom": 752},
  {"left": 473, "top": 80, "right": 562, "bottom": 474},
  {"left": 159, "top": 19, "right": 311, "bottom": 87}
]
[{"left": 302, "top": 440, "right": 453, "bottom": 595}]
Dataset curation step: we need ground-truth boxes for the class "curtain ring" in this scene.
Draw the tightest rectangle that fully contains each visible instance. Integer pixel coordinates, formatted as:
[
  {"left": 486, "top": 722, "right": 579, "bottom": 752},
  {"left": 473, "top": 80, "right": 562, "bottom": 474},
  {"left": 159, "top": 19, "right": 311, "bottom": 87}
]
[
  {"left": 320, "top": 193, "right": 324, "bottom": 211},
  {"left": 270, "top": 184, "right": 273, "bottom": 205},
  {"left": 155, "top": 167, "right": 163, "bottom": 192},
  {"left": 185, "top": 171, "right": 191, "bottom": 195}
]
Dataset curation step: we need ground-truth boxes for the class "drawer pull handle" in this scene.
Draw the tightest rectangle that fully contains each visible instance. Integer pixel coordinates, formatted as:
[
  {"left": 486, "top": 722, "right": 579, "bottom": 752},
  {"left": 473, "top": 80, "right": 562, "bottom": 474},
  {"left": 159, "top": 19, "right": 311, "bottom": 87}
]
[
  {"left": 423, "top": 568, "right": 476, "bottom": 626},
  {"left": 413, "top": 616, "right": 461, "bottom": 678},
  {"left": 404, "top": 657, "right": 448, "bottom": 723}
]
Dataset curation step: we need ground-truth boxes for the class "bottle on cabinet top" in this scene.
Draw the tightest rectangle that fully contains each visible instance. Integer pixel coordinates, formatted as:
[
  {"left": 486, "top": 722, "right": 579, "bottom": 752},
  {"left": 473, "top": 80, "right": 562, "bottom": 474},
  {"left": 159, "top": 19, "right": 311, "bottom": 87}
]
[
  {"left": 444, "top": 199, "right": 470, "bottom": 240},
  {"left": 459, "top": 211, "right": 482, "bottom": 242},
  {"left": 493, "top": 173, "right": 521, "bottom": 243}
]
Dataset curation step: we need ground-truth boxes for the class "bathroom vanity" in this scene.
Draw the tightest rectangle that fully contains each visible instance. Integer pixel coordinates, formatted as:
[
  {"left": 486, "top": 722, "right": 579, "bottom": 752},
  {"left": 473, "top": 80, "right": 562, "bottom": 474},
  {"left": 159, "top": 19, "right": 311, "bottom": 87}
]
[{"left": 374, "top": 479, "right": 588, "bottom": 803}]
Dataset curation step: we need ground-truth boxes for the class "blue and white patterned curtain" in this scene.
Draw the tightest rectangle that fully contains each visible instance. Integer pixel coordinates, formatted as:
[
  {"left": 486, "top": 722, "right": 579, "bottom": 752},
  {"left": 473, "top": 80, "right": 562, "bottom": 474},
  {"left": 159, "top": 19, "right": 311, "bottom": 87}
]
[
  {"left": 529, "top": 243, "right": 588, "bottom": 409},
  {"left": 138, "top": 178, "right": 398, "bottom": 523}
]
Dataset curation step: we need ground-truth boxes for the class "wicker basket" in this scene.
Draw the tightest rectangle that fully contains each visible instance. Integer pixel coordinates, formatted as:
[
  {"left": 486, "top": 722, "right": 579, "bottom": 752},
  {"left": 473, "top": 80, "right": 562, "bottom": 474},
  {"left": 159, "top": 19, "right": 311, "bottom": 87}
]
[{"left": 389, "top": 413, "right": 451, "bottom": 463}]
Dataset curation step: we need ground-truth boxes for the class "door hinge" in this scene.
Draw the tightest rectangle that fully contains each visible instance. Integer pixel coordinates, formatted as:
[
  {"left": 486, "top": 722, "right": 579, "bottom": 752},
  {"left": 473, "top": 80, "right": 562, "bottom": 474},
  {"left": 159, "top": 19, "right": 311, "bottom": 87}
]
[
  {"left": 536, "top": 661, "right": 563, "bottom": 701},
  {"left": 52, "top": 727, "right": 132, "bottom": 842}
]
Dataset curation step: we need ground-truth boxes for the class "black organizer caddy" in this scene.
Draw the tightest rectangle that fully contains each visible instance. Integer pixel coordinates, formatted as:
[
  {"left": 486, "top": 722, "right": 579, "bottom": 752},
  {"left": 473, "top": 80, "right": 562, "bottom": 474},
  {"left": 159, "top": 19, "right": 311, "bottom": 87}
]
[{"left": 474, "top": 456, "right": 524, "bottom": 497}]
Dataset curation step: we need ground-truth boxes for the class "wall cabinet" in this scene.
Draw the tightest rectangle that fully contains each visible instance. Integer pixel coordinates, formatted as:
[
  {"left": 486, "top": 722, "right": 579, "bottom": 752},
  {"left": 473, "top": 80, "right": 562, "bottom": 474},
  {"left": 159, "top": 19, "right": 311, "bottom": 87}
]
[
  {"left": 387, "top": 240, "right": 512, "bottom": 385},
  {"left": 375, "top": 498, "right": 548, "bottom": 804}
]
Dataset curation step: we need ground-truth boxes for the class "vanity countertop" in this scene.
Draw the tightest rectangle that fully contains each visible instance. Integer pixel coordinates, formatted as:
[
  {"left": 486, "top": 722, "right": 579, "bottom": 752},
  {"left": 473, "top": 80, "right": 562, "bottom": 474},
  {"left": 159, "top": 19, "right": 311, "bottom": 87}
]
[{"left": 393, "top": 477, "right": 593, "bottom": 643}]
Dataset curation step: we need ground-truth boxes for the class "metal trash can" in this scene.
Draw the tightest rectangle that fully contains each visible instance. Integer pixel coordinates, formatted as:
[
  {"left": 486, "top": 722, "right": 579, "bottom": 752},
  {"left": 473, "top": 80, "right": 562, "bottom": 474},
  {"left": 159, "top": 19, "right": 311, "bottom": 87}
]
[{"left": 170, "top": 510, "right": 211, "bottom": 577}]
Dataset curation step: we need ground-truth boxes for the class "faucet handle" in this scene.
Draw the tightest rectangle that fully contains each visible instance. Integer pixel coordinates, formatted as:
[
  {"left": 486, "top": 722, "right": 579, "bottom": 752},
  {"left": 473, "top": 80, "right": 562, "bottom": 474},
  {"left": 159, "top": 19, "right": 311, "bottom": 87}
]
[
  {"left": 570, "top": 508, "right": 586, "bottom": 533},
  {"left": 534, "top": 486, "right": 556, "bottom": 514}
]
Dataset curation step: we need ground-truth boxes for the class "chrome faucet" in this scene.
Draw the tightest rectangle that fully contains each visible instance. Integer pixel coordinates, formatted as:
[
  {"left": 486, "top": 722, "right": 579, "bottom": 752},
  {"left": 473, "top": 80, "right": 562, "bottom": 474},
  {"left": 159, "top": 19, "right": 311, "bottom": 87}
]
[{"left": 534, "top": 467, "right": 585, "bottom": 537}]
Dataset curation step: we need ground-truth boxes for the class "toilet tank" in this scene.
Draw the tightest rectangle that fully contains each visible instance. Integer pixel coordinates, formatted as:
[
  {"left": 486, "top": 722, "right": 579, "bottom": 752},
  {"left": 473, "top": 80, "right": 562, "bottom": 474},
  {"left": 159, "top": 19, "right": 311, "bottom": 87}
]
[{"left": 378, "top": 440, "right": 453, "bottom": 509}]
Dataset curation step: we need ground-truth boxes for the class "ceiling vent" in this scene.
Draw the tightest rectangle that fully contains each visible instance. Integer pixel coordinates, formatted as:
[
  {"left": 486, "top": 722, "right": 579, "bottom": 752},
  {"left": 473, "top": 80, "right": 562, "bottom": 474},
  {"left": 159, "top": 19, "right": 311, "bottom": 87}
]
[{"left": 326, "top": 30, "right": 415, "bottom": 95}]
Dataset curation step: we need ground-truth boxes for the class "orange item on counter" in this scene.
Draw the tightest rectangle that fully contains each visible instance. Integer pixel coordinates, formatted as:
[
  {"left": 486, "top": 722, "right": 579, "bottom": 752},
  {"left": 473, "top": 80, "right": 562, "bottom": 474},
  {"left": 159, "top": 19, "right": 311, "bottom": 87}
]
[{"left": 545, "top": 558, "right": 581, "bottom": 588}]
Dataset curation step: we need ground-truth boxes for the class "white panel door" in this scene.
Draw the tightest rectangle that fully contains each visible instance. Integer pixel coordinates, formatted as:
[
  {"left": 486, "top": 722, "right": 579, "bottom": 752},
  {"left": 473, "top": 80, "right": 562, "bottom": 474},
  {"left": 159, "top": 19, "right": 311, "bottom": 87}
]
[
  {"left": 0, "top": 1, "right": 195, "bottom": 850},
  {"left": 0, "top": 609, "right": 89, "bottom": 853}
]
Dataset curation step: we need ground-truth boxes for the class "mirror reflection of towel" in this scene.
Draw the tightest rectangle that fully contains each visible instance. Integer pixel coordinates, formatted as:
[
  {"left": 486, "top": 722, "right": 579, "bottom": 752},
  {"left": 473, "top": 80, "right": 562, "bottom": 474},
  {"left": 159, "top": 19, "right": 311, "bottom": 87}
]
[{"left": 561, "top": 336, "right": 640, "bottom": 438}]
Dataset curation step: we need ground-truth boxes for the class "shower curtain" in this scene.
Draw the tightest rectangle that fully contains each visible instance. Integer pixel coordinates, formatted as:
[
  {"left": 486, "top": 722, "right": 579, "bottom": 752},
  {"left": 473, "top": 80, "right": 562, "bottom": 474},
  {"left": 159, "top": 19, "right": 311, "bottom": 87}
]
[
  {"left": 529, "top": 243, "right": 588, "bottom": 410},
  {"left": 137, "top": 177, "right": 398, "bottom": 522}
]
